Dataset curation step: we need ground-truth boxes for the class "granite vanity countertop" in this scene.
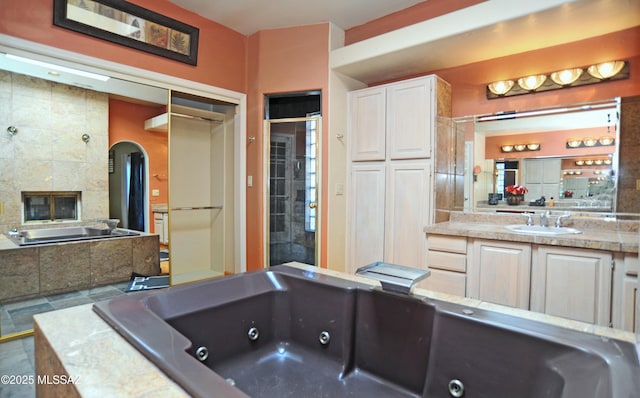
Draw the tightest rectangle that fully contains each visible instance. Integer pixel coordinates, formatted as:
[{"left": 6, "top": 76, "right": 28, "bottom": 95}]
[
  {"left": 34, "top": 263, "right": 635, "bottom": 398},
  {"left": 425, "top": 212, "right": 639, "bottom": 254},
  {"left": 151, "top": 204, "right": 168, "bottom": 213}
]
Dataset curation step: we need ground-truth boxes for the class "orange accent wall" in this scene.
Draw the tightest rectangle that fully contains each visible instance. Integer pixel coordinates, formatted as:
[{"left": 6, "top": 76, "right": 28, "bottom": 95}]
[
  {"left": 345, "top": 3, "right": 640, "bottom": 119},
  {"left": 108, "top": 99, "right": 168, "bottom": 232},
  {"left": 0, "top": 0, "right": 246, "bottom": 93},
  {"left": 245, "top": 24, "right": 330, "bottom": 271},
  {"left": 345, "top": 0, "right": 486, "bottom": 45},
  {"left": 375, "top": 27, "right": 640, "bottom": 117},
  {"left": 437, "top": 28, "right": 640, "bottom": 117}
]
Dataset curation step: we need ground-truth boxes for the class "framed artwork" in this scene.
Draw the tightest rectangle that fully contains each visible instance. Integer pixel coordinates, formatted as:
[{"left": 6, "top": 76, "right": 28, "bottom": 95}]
[{"left": 53, "top": 0, "right": 199, "bottom": 65}]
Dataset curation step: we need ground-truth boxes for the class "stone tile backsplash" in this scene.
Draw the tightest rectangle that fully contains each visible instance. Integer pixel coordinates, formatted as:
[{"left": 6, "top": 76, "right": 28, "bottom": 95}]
[{"left": 0, "top": 71, "right": 109, "bottom": 232}]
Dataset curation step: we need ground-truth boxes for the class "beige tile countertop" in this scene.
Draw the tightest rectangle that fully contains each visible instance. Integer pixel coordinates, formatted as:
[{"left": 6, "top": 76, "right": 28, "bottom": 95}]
[
  {"left": 0, "top": 233, "right": 18, "bottom": 250},
  {"left": 425, "top": 211, "right": 639, "bottom": 253},
  {"left": 34, "top": 262, "right": 636, "bottom": 397}
]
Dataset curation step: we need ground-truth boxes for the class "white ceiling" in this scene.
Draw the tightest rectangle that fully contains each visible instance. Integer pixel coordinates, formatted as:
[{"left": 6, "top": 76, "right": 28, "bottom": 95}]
[{"left": 168, "top": 0, "right": 425, "bottom": 35}]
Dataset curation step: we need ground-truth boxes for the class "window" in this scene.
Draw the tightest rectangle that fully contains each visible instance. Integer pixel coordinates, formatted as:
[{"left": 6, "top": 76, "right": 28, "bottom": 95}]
[
  {"left": 495, "top": 162, "right": 505, "bottom": 195},
  {"left": 23, "top": 192, "right": 80, "bottom": 222},
  {"left": 305, "top": 119, "right": 317, "bottom": 232}
]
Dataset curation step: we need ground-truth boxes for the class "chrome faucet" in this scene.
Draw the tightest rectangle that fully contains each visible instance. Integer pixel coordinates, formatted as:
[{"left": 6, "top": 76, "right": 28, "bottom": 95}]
[
  {"left": 540, "top": 211, "right": 550, "bottom": 227},
  {"left": 555, "top": 213, "right": 571, "bottom": 228},
  {"left": 97, "top": 219, "right": 120, "bottom": 231},
  {"left": 522, "top": 213, "right": 534, "bottom": 226}
]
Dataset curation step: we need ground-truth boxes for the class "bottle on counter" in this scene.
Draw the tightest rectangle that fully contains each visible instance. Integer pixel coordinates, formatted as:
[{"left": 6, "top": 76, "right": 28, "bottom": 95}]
[{"left": 549, "top": 197, "right": 555, "bottom": 207}]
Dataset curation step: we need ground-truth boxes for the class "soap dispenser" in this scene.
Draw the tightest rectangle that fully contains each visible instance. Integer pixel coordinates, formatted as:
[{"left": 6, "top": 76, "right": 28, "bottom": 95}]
[{"left": 549, "top": 197, "right": 555, "bottom": 208}]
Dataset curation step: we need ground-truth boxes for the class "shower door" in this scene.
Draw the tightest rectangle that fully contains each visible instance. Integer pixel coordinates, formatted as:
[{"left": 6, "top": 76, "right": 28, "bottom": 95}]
[{"left": 266, "top": 117, "right": 320, "bottom": 266}]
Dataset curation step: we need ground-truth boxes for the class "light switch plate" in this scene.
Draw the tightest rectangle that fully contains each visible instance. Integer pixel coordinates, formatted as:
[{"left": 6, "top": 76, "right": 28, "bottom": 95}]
[{"left": 152, "top": 189, "right": 160, "bottom": 197}]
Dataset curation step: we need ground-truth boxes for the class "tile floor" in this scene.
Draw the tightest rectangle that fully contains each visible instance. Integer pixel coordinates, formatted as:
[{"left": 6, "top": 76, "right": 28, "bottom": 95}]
[{"left": 0, "top": 282, "right": 130, "bottom": 398}]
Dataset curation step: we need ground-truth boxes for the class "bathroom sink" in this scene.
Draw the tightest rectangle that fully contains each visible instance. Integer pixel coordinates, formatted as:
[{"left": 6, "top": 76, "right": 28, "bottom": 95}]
[{"left": 505, "top": 225, "right": 582, "bottom": 236}]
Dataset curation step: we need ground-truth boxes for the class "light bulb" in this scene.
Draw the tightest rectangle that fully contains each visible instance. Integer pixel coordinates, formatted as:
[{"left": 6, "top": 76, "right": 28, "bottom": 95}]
[
  {"left": 550, "top": 68, "right": 583, "bottom": 85},
  {"left": 517, "top": 75, "right": 547, "bottom": 91},
  {"left": 487, "top": 80, "right": 515, "bottom": 95},
  {"left": 587, "top": 61, "right": 625, "bottom": 79}
]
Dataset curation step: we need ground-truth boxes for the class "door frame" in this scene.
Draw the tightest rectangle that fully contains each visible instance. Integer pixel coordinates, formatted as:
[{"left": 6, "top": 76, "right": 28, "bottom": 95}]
[
  {"left": 263, "top": 116, "right": 322, "bottom": 268},
  {"left": 109, "top": 141, "right": 150, "bottom": 232}
]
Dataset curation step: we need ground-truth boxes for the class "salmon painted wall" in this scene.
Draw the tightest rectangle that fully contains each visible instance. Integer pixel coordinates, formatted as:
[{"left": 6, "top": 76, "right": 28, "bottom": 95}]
[
  {"left": 245, "top": 24, "right": 330, "bottom": 271},
  {"left": 0, "top": 0, "right": 246, "bottom": 93},
  {"left": 434, "top": 28, "right": 640, "bottom": 118},
  {"left": 344, "top": 2, "right": 640, "bottom": 118},
  {"left": 108, "top": 99, "right": 168, "bottom": 232},
  {"left": 345, "top": 0, "right": 486, "bottom": 45},
  {"left": 366, "top": 27, "right": 640, "bottom": 118}
]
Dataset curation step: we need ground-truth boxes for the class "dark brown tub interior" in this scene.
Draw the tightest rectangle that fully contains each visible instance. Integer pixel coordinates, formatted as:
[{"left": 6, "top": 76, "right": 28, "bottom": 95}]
[{"left": 94, "top": 266, "right": 640, "bottom": 398}]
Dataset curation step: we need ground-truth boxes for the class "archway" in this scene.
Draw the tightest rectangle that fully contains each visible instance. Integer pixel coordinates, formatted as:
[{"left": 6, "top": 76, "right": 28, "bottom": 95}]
[{"left": 109, "top": 141, "right": 150, "bottom": 232}]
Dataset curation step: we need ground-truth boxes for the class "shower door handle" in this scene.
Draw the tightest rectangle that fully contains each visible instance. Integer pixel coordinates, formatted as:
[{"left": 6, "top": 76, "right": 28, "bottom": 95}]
[{"left": 309, "top": 202, "right": 317, "bottom": 209}]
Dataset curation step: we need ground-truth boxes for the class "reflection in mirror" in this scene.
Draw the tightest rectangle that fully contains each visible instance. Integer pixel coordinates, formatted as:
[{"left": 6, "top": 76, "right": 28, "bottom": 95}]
[
  {"left": 455, "top": 99, "right": 623, "bottom": 214},
  {"left": 0, "top": 53, "right": 168, "bottom": 340}
]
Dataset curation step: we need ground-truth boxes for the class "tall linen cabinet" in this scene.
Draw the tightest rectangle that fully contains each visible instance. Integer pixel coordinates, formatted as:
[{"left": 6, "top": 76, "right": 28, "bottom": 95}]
[{"left": 346, "top": 75, "right": 455, "bottom": 273}]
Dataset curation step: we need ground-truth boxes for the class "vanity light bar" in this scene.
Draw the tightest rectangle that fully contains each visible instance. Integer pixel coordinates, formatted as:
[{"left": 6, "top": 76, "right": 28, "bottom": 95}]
[
  {"left": 566, "top": 137, "right": 615, "bottom": 149},
  {"left": 575, "top": 159, "right": 612, "bottom": 166},
  {"left": 486, "top": 60, "right": 629, "bottom": 99},
  {"left": 501, "top": 143, "right": 540, "bottom": 153}
]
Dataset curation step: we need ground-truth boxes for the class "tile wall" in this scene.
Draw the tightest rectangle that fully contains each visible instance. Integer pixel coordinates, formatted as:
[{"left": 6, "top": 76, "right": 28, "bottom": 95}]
[
  {"left": 0, "top": 71, "right": 109, "bottom": 232},
  {"left": 433, "top": 77, "right": 464, "bottom": 223},
  {"left": 618, "top": 96, "right": 640, "bottom": 214}
]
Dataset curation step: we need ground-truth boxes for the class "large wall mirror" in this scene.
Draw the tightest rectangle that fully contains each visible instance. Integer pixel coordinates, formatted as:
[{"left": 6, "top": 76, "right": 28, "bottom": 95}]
[
  {"left": 455, "top": 98, "right": 630, "bottom": 216},
  {"left": 0, "top": 52, "right": 170, "bottom": 341},
  {"left": 0, "top": 36, "right": 246, "bottom": 342}
]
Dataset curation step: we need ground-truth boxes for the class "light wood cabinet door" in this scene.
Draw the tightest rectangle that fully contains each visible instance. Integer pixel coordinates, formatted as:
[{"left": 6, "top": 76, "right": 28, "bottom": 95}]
[
  {"left": 419, "top": 268, "right": 466, "bottom": 296},
  {"left": 348, "top": 86, "right": 386, "bottom": 161},
  {"left": 468, "top": 239, "right": 531, "bottom": 309},
  {"left": 384, "top": 161, "right": 431, "bottom": 268},
  {"left": 622, "top": 274, "right": 638, "bottom": 332},
  {"left": 347, "top": 163, "right": 386, "bottom": 272},
  {"left": 531, "top": 246, "right": 612, "bottom": 326},
  {"left": 523, "top": 158, "right": 561, "bottom": 200},
  {"left": 386, "top": 77, "right": 432, "bottom": 160}
]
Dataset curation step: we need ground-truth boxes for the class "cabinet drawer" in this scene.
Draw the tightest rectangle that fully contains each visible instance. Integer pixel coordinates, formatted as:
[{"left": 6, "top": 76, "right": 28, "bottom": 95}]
[
  {"left": 418, "top": 268, "right": 466, "bottom": 297},
  {"left": 427, "top": 234, "right": 467, "bottom": 254},
  {"left": 428, "top": 250, "right": 466, "bottom": 272}
]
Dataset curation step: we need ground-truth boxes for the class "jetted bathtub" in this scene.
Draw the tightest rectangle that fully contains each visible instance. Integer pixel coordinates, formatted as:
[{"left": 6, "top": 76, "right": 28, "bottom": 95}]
[
  {"left": 6, "top": 225, "right": 139, "bottom": 246},
  {"left": 94, "top": 266, "right": 640, "bottom": 398}
]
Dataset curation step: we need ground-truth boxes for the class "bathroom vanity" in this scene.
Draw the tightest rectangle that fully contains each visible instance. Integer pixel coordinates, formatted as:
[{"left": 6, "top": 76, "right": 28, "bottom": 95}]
[{"left": 423, "top": 211, "right": 639, "bottom": 331}]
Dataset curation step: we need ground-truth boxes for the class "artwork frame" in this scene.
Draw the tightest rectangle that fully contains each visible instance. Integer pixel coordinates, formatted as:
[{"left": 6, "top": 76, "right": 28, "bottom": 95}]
[{"left": 53, "top": 0, "right": 199, "bottom": 65}]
